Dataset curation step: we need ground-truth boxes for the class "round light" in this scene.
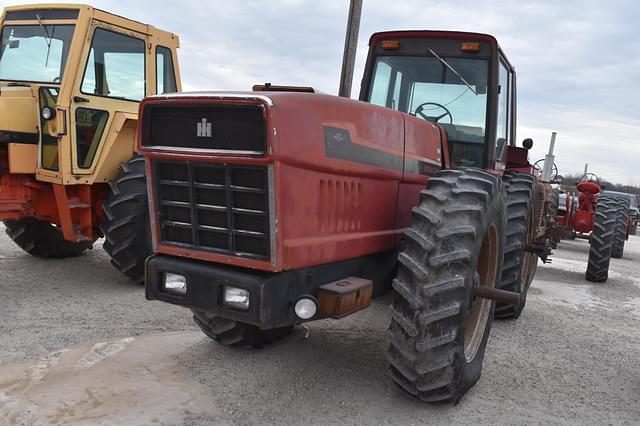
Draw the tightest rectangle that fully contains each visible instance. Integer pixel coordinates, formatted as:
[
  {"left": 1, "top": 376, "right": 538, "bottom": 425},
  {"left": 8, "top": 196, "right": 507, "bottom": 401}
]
[
  {"left": 41, "top": 106, "right": 55, "bottom": 120},
  {"left": 294, "top": 297, "right": 318, "bottom": 320}
]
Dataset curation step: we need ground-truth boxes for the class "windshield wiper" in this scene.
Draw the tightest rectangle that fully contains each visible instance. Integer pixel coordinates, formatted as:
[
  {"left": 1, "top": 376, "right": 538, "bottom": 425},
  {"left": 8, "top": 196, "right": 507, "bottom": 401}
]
[
  {"left": 35, "top": 13, "right": 54, "bottom": 68},
  {"left": 427, "top": 48, "right": 478, "bottom": 96}
]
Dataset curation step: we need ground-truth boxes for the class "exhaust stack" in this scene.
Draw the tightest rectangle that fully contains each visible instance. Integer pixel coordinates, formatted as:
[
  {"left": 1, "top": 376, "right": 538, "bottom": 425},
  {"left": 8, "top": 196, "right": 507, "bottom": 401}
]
[{"left": 541, "top": 132, "right": 557, "bottom": 182}]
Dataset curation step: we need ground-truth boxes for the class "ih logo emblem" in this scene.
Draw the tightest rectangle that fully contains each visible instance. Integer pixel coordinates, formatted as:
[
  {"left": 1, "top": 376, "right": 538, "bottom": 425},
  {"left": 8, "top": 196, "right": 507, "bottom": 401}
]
[{"left": 197, "top": 118, "right": 212, "bottom": 138}]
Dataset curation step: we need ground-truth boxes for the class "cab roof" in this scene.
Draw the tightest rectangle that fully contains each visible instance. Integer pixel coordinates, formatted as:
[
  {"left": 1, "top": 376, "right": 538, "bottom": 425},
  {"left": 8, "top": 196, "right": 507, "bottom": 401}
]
[
  {"left": 369, "top": 30, "right": 499, "bottom": 48},
  {"left": 1, "top": 3, "right": 179, "bottom": 40}
]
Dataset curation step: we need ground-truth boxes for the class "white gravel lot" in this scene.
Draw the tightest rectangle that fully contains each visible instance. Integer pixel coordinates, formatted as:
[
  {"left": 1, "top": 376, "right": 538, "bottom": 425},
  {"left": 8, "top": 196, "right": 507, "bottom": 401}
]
[{"left": 1, "top": 223, "right": 639, "bottom": 425}]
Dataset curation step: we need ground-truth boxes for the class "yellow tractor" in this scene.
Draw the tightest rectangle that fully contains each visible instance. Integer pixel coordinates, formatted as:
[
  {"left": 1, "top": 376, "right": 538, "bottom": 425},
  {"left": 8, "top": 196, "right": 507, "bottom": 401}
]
[{"left": 0, "top": 4, "right": 181, "bottom": 281}]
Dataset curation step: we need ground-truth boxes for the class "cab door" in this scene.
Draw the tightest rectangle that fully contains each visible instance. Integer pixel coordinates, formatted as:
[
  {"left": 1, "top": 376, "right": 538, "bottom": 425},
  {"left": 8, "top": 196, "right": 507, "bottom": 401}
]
[{"left": 70, "top": 23, "right": 147, "bottom": 175}]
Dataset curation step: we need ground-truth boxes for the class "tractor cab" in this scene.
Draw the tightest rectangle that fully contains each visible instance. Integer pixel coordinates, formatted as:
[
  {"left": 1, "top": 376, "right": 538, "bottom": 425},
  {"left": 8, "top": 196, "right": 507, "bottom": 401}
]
[
  {"left": 0, "top": 4, "right": 182, "bottom": 281},
  {"left": 360, "top": 31, "right": 516, "bottom": 170},
  {"left": 0, "top": 4, "right": 181, "bottom": 185}
]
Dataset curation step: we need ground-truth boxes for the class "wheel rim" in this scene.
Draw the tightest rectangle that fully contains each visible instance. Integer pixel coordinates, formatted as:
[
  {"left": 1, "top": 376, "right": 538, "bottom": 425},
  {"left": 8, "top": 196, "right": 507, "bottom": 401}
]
[{"left": 464, "top": 223, "right": 499, "bottom": 362}]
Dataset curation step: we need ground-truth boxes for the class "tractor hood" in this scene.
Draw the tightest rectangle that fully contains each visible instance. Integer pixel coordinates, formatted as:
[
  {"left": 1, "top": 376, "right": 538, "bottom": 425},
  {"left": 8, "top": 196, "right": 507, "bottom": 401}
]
[
  {"left": 139, "top": 91, "right": 447, "bottom": 178},
  {"left": 0, "top": 86, "right": 38, "bottom": 143},
  {"left": 138, "top": 91, "right": 448, "bottom": 271}
]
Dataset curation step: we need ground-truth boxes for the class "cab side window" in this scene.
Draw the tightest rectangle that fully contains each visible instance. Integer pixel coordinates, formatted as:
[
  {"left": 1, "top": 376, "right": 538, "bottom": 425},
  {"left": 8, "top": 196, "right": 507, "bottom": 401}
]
[
  {"left": 75, "top": 108, "right": 109, "bottom": 168},
  {"left": 156, "top": 46, "right": 177, "bottom": 94},
  {"left": 81, "top": 28, "right": 145, "bottom": 101}
]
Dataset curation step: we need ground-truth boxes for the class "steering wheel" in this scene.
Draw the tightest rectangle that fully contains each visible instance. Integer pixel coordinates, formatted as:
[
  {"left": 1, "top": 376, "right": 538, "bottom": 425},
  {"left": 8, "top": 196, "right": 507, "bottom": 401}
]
[
  {"left": 580, "top": 173, "right": 599, "bottom": 185},
  {"left": 533, "top": 159, "right": 559, "bottom": 181},
  {"left": 414, "top": 102, "right": 453, "bottom": 124}
]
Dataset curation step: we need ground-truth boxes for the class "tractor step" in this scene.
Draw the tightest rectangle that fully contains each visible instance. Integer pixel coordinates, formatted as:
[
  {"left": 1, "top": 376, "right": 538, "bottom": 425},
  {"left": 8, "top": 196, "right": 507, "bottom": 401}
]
[{"left": 68, "top": 200, "right": 91, "bottom": 209}]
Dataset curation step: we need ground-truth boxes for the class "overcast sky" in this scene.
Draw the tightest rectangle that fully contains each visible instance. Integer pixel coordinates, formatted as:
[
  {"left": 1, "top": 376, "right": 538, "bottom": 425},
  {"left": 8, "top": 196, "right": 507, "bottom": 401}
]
[{"left": 5, "top": 0, "right": 639, "bottom": 184}]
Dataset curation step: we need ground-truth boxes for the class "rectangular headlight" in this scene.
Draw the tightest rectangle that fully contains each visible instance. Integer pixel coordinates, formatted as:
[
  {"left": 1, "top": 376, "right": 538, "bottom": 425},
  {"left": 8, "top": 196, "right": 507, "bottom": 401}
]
[
  {"left": 222, "top": 286, "right": 250, "bottom": 310},
  {"left": 163, "top": 272, "right": 187, "bottom": 296}
]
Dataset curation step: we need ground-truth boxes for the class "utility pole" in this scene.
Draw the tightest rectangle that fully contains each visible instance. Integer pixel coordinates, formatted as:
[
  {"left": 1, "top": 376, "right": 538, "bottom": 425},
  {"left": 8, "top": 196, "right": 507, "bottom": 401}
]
[{"left": 338, "top": 0, "right": 363, "bottom": 98}]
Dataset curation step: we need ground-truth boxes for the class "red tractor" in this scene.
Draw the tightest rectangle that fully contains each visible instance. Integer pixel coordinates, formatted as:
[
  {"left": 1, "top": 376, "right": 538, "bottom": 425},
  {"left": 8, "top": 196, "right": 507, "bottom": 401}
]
[
  {"left": 532, "top": 140, "right": 569, "bottom": 248},
  {"left": 572, "top": 173, "right": 630, "bottom": 281},
  {"left": 139, "top": 31, "right": 554, "bottom": 403}
]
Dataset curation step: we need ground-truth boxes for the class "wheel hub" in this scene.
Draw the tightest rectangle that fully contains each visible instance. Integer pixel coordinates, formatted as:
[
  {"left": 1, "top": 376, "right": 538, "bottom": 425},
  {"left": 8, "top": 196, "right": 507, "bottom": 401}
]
[{"left": 464, "top": 224, "right": 498, "bottom": 362}]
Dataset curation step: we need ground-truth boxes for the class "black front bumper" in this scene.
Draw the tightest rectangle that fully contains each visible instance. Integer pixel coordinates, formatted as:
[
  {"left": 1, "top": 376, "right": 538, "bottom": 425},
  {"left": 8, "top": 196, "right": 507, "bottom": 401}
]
[
  {"left": 146, "top": 254, "right": 274, "bottom": 326},
  {"left": 145, "top": 251, "right": 397, "bottom": 329}
]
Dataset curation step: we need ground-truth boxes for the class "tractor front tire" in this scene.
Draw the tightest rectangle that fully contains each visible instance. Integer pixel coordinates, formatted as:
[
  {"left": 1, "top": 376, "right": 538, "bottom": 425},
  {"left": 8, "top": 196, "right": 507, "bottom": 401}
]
[
  {"left": 387, "top": 168, "right": 505, "bottom": 403},
  {"left": 495, "top": 173, "right": 537, "bottom": 320},
  {"left": 4, "top": 218, "right": 93, "bottom": 258},
  {"left": 193, "top": 312, "right": 294, "bottom": 348},
  {"left": 100, "top": 154, "right": 151, "bottom": 282},
  {"left": 611, "top": 198, "right": 629, "bottom": 259},
  {"left": 585, "top": 194, "right": 617, "bottom": 282}
]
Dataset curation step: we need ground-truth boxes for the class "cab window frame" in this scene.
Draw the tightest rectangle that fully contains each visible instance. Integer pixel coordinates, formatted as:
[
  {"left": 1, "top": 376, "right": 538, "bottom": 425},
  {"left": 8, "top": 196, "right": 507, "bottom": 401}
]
[
  {"left": 79, "top": 26, "right": 147, "bottom": 103},
  {"left": 494, "top": 58, "right": 510, "bottom": 161}
]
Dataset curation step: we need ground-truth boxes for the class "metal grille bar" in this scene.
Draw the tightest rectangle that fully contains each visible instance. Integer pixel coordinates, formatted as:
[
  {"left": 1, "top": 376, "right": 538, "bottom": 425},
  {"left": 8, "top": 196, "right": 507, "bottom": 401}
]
[{"left": 154, "top": 160, "right": 270, "bottom": 260}]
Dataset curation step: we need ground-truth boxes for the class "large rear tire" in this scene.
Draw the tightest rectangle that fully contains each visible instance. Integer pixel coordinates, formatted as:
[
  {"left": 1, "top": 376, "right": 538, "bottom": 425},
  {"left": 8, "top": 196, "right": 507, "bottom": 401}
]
[
  {"left": 495, "top": 173, "right": 537, "bottom": 319},
  {"left": 193, "top": 312, "right": 293, "bottom": 348},
  {"left": 611, "top": 198, "right": 629, "bottom": 259},
  {"left": 4, "top": 217, "right": 93, "bottom": 258},
  {"left": 100, "top": 155, "right": 151, "bottom": 282},
  {"left": 585, "top": 194, "right": 617, "bottom": 282},
  {"left": 387, "top": 168, "right": 505, "bottom": 404}
]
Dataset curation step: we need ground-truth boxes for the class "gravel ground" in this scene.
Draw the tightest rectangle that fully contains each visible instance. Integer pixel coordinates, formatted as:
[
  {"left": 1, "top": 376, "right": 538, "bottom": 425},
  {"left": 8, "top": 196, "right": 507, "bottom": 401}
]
[
  {"left": 1, "top": 223, "right": 639, "bottom": 425},
  {"left": 0, "top": 224, "right": 194, "bottom": 366}
]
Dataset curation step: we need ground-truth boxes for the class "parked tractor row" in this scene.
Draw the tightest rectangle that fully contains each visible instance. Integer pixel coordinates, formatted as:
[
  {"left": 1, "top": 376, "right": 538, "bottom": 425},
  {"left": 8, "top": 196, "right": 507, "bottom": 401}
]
[
  {"left": 1, "top": 3, "right": 622, "bottom": 403},
  {"left": 547, "top": 172, "right": 635, "bottom": 282}
]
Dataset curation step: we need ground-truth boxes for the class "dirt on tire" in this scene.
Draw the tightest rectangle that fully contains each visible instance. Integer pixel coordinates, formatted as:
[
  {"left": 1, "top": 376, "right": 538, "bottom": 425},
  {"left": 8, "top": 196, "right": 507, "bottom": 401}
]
[
  {"left": 100, "top": 154, "right": 151, "bottom": 282},
  {"left": 386, "top": 168, "right": 506, "bottom": 403},
  {"left": 495, "top": 172, "right": 537, "bottom": 319}
]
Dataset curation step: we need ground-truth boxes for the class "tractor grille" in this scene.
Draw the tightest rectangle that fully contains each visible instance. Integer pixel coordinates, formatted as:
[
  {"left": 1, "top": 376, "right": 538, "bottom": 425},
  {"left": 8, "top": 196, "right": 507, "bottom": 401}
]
[
  {"left": 154, "top": 161, "right": 271, "bottom": 260},
  {"left": 145, "top": 105, "right": 266, "bottom": 153}
]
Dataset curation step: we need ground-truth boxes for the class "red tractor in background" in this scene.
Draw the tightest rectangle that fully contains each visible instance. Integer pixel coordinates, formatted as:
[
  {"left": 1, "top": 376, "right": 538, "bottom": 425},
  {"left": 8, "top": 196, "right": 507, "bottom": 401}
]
[
  {"left": 568, "top": 173, "right": 630, "bottom": 281},
  {"left": 531, "top": 137, "right": 568, "bottom": 249},
  {"left": 550, "top": 190, "right": 577, "bottom": 242},
  {"left": 139, "top": 30, "right": 556, "bottom": 403}
]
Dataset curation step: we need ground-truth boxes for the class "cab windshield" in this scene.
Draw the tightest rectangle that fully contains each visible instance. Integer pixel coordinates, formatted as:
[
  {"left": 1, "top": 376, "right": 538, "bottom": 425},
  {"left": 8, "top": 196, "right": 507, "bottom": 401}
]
[
  {"left": 0, "top": 24, "right": 75, "bottom": 83},
  {"left": 367, "top": 55, "right": 489, "bottom": 167}
]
